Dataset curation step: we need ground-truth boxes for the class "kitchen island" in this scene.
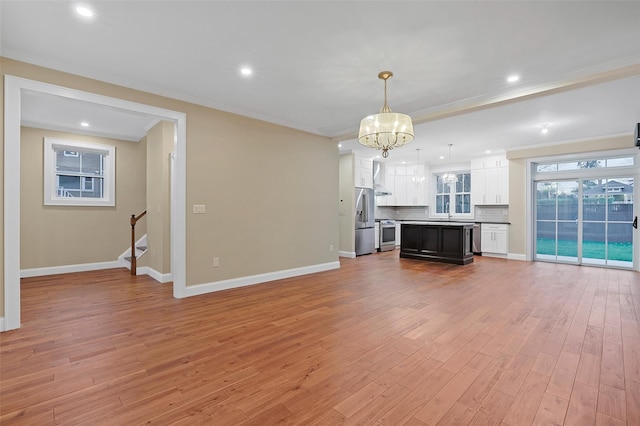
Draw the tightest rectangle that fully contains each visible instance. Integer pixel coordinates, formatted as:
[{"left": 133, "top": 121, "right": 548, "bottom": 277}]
[{"left": 400, "top": 222, "right": 474, "bottom": 265}]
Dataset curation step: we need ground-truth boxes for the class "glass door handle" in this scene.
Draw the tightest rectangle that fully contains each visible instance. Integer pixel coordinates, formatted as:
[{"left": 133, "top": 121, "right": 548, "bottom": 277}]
[{"left": 633, "top": 216, "right": 637, "bottom": 229}]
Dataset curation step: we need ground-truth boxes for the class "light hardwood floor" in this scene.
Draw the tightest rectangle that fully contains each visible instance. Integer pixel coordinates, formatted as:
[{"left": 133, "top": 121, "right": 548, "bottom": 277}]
[{"left": 1, "top": 252, "right": 639, "bottom": 425}]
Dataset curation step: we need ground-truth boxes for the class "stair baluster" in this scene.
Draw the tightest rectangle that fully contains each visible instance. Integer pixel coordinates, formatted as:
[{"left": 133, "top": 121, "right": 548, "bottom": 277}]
[{"left": 130, "top": 210, "right": 147, "bottom": 275}]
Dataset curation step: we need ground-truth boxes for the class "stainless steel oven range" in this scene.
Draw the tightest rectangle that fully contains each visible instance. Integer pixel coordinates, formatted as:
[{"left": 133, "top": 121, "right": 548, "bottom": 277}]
[{"left": 378, "top": 220, "right": 396, "bottom": 251}]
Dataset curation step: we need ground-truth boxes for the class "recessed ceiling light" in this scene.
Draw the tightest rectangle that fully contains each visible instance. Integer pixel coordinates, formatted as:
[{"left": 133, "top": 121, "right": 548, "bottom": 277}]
[
  {"left": 485, "top": 150, "right": 492, "bottom": 154},
  {"left": 337, "top": 143, "right": 342, "bottom": 148},
  {"left": 240, "top": 67, "right": 253, "bottom": 77},
  {"left": 541, "top": 127, "right": 549, "bottom": 134},
  {"left": 507, "top": 74, "right": 520, "bottom": 83},
  {"left": 439, "top": 156, "right": 444, "bottom": 160},
  {"left": 75, "top": 6, "right": 94, "bottom": 18},
  {"left": 80, "top": 121, "right": 90, "bottom": 127}
]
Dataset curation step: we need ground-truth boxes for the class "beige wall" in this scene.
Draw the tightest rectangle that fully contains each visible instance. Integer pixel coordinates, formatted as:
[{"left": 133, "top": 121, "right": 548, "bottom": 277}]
[
  {"left": 507, "top": 135, "right": 633, "bottom": 256},
  {"left": 2, "top": 57, "right": 339, "bottom": 318},
  {"left": 338, "top": 153, "right": 355, "bottom": 254},
  {"left": 146, "top": 121, "right": 173, "bottom": 274},
  {"left": 20, "top": 127, "right": 147, "bottom": 269},
  {"left": 184, "top": 110, "right": 338, "bottom": 284},
  {"left": 0, "top": 60, "right": 4, "bottom": 313}
]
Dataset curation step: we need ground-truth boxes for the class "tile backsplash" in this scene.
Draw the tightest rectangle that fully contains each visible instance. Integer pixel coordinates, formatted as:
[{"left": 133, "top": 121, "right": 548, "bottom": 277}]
[
  {"left": 376, "top": 206, "right": 430, "bottom": 221},
  {"left": 376, "top": 205, "right": 509, "bottom": 223},
  {"left": 474, "top": 206, "right": 509, "bottom": 223}
]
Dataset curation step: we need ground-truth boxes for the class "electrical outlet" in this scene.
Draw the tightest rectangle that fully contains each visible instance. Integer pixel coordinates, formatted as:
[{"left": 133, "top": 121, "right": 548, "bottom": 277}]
[
  {"left": 193, "top": 204, "right": 206, "bottom": 214},
  {"left": 329, "top": 245, "right": 334, "bottom": 252},
  {"left": 213, "top": 257, "right": 220, "bottom": 267}
]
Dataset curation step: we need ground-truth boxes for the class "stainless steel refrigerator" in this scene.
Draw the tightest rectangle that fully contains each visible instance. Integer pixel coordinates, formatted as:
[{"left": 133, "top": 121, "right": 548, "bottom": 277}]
[{"left": 355, "top": 187, "right": 375, "bottom": 256}]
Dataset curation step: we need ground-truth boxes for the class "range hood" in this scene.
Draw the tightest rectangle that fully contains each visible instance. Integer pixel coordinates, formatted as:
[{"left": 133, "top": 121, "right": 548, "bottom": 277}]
[{"left": 373, "top": 161, "right": 393, "bottom": 196}]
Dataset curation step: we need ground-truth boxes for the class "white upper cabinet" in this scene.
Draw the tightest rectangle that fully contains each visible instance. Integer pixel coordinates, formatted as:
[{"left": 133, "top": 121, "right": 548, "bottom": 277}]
[
  {"left": 470, "top": 156, "right": 509, "bottom": 170},
  {"left": 485, "top": 168, "right": 509, "bottom": 205},
  {"left": 383, "top": 163, "right": 428, "bottom": 206},
  {"left": 355, "top": 156, "right": 373, "bottom": 189},
  {"left": 471, "top": 155, "right": 509, "bottom": 205}
]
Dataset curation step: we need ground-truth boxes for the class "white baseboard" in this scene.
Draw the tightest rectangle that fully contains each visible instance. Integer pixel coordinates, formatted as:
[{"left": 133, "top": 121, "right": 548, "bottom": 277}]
[
  {"left": 137, "top": 266, "right": 172, "bottom": 283},
  {"left": 20, "top": 261, "right": 122, "bottom": 278},
  {"left": 0, "top": 317, "right": 5, "bottom": 332},
  {"left": 481, "top": 252, "right": 507, "bottom": 259},
  {"left": 507, "top": 253, "right": 527, "bottom": 261},
  {"left": 20, "top": 261, "right": 171, "bottom": 285},
  {"left": 183, "top": 261, "right": 340, "bottom": 298},
  {"left": 339, "top": 251, "right": 356, "bottom": 258}
]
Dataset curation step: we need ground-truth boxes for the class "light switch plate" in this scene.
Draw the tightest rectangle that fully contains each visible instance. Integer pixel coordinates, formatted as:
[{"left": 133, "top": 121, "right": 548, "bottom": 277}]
[{"left": 193, "top": 204, "right": 205, "bottom": 214}]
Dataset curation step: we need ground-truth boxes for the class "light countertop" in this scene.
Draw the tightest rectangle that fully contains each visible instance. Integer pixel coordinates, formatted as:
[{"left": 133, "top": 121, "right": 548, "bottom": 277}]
[{"left": 400, "top": 221, "right": 475, "bottom": 226}]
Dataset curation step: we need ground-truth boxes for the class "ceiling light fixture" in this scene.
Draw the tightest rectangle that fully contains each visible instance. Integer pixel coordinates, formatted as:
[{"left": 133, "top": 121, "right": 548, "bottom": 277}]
[
  {"left": 442, "top": 144, "right": 457, "bottom": 185},
  {"left": 507, "top": 74, "right": 520, "bottom": 83},
  {"left": 413, "top": 148, "right": 426, "bottom": 187},
  {"left": 75, "top": 6, "right": 94, "bottom": 18},
  {"left": 80, "top": 121, "right": 90, "bottom": 127},
  {"left": 541, "top": 124, "right": 550, "bottom": 134},
  {"left": 240, "top": 67, "right": 253, "bottom": 76},
  {"left": 358, "top": 71, "right": 414, "bottom": 158}
]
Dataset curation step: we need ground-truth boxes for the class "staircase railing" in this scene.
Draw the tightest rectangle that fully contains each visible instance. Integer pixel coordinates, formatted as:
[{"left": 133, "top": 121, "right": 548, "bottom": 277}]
[{"left": 129, "top": 210, "right": 147, "bottom": 275}]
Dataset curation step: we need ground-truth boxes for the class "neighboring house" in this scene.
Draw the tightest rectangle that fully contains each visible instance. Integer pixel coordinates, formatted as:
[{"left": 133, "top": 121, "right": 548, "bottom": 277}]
[{"left": 583, "top": 179, "right": 634, "bottom": 203}]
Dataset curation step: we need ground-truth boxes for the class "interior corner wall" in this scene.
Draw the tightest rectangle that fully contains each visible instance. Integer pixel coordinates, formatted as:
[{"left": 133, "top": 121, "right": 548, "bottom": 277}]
[
  {"left": 338, "top": 153, "right": 355, "bottom": 254},
  {"left": 146, "top": 120, "right": 173, "bottom": 275},
  {"left": 506, "top": 134, "right": 633, "bottom": 257},
  {"left": 19, "top": 127, "right": 147, "bottom": 269}
]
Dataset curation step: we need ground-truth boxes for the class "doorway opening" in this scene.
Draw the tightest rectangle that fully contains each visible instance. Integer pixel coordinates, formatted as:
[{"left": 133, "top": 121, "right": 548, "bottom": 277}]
[{"left": 4, "top": 75, "right": 187, "bottom": 331}]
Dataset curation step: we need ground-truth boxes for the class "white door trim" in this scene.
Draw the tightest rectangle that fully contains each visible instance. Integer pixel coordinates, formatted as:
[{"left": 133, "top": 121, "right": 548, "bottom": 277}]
[{"left": 3, "top": 75, "right": 188, "bottom": 331}]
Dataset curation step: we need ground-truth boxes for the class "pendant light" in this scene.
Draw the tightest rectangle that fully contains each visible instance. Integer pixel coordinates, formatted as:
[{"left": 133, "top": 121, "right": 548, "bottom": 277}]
[
  {"left": 442, "top": 144, "right": 457, "bottom": 185},
  {"left": 358, "top": 71, "right": 414, "bottom": 158},
  {"left": 413, "top": 148, "right": 425, "bottom": 187}
]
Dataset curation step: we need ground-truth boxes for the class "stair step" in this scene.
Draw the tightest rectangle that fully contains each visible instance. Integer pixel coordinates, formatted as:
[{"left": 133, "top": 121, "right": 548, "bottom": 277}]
[
  {"left": 136, "top": 246, "right": 147, "bottom": 251},
  {"left": 124, "top": 256, "right": 132, "bottom": 262}
]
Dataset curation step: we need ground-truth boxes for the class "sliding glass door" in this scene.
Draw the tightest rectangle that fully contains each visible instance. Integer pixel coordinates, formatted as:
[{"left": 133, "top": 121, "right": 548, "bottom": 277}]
[
  {"left": 582, "top": 177, "right": 634, "bottom": 267},
  {"left": 536, "top": 181, "right": 579, "bottom": 263},
  {"left": 535, "top": 177, "right": 634, "bottom": 268}
]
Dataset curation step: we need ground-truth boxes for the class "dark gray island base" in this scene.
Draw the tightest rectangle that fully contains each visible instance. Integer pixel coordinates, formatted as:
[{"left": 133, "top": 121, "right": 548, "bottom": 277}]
[{"left": 400, "top": 222, "right": 474, "bottom": 265}]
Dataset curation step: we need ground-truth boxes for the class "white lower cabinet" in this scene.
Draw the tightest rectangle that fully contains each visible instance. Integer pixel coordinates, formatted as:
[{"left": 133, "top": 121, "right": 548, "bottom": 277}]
[
  {"left": 375, "top": 223, "right": 380, "bottom": 250},
  {"left": 396, "top": 223, "right": 402, "bottom": 246},
  {"left": 481, "top": 223, "right": 508, "bottom": 255}
]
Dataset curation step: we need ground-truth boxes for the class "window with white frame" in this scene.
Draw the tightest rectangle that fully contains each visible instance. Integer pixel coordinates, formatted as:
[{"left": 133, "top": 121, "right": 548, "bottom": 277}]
[
  {"left": 435, "top": 175, "right": 451, "bottom": 214},
  {"left": 535, "top": 155, "right": 634, "bottom": 173},
  {"left": 455, "top": 173, "right": 472, "bottom": 214},
  {"left": 44, "top": 138, "right": 115, "bottom": 206},
  {"left": 434, "top": 172, "right": 472, "bottom": 216}
]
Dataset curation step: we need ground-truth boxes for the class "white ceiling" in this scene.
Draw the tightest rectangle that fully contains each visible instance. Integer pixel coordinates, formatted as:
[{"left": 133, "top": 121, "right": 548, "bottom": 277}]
[{"left": 2, "top": 1, "right": 639, "bottom": 164}]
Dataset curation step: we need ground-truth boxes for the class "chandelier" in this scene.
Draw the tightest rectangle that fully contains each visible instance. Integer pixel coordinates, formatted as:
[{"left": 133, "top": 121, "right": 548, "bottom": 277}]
[
  {"left": 442, "top": 144, "right": 457, "bottom": 185},
  {"left": 358, "top": 71, "right": 414, "bottom": 158}
]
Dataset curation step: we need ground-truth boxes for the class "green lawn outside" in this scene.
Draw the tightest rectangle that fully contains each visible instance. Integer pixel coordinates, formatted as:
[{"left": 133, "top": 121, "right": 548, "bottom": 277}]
[{"left": 536, "top": 238, "right": 632, "bottom": 262}]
